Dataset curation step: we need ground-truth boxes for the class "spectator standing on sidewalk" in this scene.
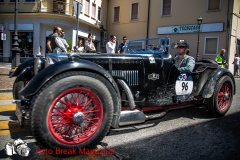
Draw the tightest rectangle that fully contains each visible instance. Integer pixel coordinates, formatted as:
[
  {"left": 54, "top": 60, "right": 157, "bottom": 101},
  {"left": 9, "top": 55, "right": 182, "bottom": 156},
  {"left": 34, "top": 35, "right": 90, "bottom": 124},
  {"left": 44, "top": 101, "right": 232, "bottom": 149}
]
[
  {"left": 85, "top": 33, "right": 96, "bottom": 53},
  {"left": 49, "top": 26, "right": 67, "bottom": 53},
  {"left": 73, "top": 40, "right": 84, "bottom": 53},
  {"left": 106, "top": 35, "right": 117, "bottom": 54},
  {"left": 233, "top": 53, "right": 240, "bottom": 76},
  {"left": 47, "top": 26, "right": 58, "bottom": 53},
  {"left": 117, "top": 36, "right": 127, "bottom": 54},
  {"left": 59, "top": 30, "right": 69, "bottom": 49},
  {"left": 215, "top": 49, "right": 228, "bottom": 68}
]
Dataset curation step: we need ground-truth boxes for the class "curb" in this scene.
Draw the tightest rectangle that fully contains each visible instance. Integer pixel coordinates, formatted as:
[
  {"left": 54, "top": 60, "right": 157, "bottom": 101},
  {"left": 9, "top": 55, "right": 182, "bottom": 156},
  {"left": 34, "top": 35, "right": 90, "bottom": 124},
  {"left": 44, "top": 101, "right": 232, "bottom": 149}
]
[{"left": 0, "top": 89, "right": 12, "bottom": 93}]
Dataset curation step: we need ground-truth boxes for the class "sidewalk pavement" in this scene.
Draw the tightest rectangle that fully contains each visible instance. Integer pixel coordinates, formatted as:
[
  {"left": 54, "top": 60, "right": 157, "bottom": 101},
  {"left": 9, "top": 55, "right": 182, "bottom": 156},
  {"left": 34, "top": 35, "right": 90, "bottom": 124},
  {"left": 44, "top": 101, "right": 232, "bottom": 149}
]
[{"left": 0, "top": 62, "right": 15, "bottom": 93}]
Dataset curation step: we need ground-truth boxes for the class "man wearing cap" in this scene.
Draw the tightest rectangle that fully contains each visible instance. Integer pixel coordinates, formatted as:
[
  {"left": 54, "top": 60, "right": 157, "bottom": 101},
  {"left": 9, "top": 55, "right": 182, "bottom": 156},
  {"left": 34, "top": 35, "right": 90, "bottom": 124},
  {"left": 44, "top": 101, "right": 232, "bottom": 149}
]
[{"left": 174, "top": 40, "right": 195, "bottom": 73}]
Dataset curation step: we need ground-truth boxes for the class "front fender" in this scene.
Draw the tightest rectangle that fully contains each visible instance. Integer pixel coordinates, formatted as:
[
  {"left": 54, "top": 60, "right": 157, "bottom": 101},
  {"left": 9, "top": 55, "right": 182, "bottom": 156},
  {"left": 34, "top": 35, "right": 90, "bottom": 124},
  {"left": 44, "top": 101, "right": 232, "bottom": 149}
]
[
  {"left": 9, "top": 58, "right": 35, "bottom": 81},
  {"left": 202, "top": 68, "right": 235, "bottom": 98},
  {"left": 20, "top": 59, "right": 121, "bottom": 128},
  {"left": 20, "top": 59, "right": 120, "bottom": 97}
]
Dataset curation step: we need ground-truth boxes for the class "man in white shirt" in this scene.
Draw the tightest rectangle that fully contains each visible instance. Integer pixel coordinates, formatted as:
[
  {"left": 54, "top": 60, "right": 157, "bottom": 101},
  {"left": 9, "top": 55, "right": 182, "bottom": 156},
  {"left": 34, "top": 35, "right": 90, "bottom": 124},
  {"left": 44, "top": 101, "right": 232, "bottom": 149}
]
[
  {"left": 233, "top": 53, "right": 240, "bottom": 76},
  {"left": 106, "top": 35, "right": 116, "bottom": 53}
]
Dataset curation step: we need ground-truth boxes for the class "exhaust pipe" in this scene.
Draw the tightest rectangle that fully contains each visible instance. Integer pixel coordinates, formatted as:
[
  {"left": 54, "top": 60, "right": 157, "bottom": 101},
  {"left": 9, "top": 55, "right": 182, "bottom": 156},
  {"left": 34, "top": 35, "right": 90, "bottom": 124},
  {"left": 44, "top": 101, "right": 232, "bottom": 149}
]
[
  {"left": 117, "top": 79, "right": 136, "bottom": 110},
  {"left": 119, "top": 109, "right": 169, "bottom": 126},
  {"left": 119, "top": 110, "right": 146, "bottom": 126},
  {"left": 146, "top": 109, "right": 168, "bottom": 120}
]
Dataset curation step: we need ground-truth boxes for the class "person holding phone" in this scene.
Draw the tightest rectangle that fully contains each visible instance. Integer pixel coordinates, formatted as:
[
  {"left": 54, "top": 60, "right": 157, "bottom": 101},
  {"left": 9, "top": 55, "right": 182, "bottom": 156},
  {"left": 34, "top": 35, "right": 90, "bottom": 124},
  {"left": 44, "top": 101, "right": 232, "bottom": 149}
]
[
  {"left": 106, "top": 35, "right": 117, "bottom": 53},
  {"left": 85, "top": 33, "right": 96, "bottom": 53}
]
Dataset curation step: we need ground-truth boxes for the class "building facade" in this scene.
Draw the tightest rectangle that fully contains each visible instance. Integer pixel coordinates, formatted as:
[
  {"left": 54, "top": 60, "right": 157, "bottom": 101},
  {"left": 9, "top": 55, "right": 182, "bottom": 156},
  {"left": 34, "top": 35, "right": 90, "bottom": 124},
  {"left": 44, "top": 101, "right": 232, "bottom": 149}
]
[
  {"left": 0, "top": 0, "right": 107, "bottom": 62},
  {"left": 1, "top": 0, "right": 240, "bottom": 74},
  {"left": 106, "top": 0, "right": 240, "bottom": 73}
]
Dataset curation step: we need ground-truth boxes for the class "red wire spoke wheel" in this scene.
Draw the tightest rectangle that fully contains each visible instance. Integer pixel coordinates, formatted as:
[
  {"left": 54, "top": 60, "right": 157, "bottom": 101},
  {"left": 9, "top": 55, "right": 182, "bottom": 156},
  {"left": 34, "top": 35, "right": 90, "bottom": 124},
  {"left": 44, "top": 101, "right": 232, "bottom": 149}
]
[
  {"left": 206, "top": 75, "right": 234, "bottom": 117},
  {"left": 217, "top": 81, "right": 232, "bottom": 111},
  {"left": 48, "top": 88, "right": 103, "bottom": 145},
  {"left": 31, "top": 71, "right": 114, "bottom": 149}
]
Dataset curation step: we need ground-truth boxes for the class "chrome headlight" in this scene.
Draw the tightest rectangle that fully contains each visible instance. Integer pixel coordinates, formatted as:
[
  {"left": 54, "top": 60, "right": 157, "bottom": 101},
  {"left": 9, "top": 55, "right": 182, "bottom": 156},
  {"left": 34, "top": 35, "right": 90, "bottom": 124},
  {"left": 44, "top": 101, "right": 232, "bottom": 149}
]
[
  {"left": 34, "top": 57, "right": 45, "bottom": 75},
  {"left": 44, "top": 56, "right": 55, "bottom": 68}
]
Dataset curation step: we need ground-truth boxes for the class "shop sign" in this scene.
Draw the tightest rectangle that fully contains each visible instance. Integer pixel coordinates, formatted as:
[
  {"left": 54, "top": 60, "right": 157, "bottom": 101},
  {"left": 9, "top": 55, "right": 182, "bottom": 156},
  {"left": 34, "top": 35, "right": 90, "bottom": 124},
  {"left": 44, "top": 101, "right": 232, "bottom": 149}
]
[
  {"left": 173, "top": 25, "right": 200, "bottom": 33},
  {"left": 9, "top": 24, "right": 33, "bottom": 31},
  {"left": 157, "top": 22, "right": 224, "bottom": 34},
  {"left": 1, "top": 33, "right": 6, "bottom": 41}
]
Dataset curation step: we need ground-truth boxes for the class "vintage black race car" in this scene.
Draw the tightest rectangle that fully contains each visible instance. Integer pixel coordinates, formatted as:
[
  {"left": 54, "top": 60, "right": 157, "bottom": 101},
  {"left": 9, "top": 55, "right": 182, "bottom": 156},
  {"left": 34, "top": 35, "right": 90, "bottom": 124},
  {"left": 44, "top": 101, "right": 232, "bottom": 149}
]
[{"left": 10, "top": 38, "right": 236, "bottom": 151}]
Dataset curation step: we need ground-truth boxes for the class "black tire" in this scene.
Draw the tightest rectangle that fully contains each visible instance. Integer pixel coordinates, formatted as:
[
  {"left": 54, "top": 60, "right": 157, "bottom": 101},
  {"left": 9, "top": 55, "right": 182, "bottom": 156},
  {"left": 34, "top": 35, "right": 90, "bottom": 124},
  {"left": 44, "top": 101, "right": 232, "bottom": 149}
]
[
  {"left": 13, "top": 77, "right": 28, "bottom": 99},
  {"left": 31, "top": 71, "right": 114, "bottom": 150},
  {"left": 206, "top": 75, "right": 234, "bottom": 117}
]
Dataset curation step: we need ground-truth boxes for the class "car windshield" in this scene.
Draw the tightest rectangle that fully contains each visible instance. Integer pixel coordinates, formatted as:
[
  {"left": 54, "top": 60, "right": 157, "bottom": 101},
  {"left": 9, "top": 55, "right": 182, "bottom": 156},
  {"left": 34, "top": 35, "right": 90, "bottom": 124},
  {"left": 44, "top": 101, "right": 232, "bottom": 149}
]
[{"left": 126, "top": 37, "right": 169, "bottom": 54}]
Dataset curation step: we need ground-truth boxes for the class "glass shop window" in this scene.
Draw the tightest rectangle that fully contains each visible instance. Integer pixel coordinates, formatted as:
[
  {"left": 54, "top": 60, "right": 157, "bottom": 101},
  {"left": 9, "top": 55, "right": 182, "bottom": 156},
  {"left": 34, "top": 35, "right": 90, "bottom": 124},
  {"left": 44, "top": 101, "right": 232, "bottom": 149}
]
[{"left": 11, "top": 32, "right": 33, "bottom": 57}]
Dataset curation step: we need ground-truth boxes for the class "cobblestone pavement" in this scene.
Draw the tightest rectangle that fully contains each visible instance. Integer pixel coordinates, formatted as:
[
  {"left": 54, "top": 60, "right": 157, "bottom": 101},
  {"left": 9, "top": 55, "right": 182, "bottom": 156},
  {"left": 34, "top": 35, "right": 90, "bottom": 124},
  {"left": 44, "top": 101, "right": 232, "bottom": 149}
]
[{"left": 0, "top": 63, "right": 15, "bottom": 92}]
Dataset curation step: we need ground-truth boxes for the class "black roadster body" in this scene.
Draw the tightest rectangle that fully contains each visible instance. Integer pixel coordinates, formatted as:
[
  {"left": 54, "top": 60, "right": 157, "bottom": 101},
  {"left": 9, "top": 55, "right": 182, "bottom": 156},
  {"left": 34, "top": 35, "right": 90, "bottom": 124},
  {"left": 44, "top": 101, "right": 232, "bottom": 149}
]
[{"left": 10, "top": 46, "right": 235, "bottom": 150}]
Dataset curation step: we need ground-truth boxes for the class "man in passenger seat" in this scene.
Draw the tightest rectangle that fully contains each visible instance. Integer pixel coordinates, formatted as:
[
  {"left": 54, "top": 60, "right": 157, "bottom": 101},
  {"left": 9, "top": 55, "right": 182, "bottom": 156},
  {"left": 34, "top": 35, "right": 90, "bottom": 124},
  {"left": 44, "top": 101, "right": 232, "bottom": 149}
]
[{"left": 174, "top": 40, "right": 195, "bottom": 73}]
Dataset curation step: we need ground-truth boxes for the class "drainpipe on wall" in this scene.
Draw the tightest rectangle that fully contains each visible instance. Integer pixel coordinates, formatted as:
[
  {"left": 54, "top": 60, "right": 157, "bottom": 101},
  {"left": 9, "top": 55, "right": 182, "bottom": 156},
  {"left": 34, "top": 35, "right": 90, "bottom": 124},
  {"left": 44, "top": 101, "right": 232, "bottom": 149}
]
[
  {"left": 106, "top": 0, "right": 109, "bottom": 32},
  {"left": 226, "top": 0, "right": 231, "bottom": 64},
  {"left": 146, "top": 0, "right": 151, "bottom": 45}
]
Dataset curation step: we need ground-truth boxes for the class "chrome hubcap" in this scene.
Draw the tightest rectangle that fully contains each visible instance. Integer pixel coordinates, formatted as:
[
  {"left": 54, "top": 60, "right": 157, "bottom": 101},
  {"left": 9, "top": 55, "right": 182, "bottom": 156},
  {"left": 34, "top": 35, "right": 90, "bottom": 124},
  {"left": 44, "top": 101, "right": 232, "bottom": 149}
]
[{"left": 72, "top": 110, "right": 85, "bottom": 125}]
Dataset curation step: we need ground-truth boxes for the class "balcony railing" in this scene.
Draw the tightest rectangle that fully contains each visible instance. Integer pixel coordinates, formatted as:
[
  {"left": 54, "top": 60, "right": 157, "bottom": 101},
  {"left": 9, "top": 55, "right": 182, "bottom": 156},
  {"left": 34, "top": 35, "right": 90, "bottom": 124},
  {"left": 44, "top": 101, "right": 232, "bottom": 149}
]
[{"left": 38, "top": 0, "right": 75, "bottom": 16}]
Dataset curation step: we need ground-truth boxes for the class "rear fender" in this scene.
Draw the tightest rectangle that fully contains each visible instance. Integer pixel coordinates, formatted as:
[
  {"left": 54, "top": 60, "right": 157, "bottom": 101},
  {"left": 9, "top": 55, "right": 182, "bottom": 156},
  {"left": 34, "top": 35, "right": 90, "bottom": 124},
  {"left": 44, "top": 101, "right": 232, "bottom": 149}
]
[
  {"left": 10, "top": 58, "right": 35, "bottom": 81},
  {"left": 202, "top": 68, "right": 235, "bottom": 98}
]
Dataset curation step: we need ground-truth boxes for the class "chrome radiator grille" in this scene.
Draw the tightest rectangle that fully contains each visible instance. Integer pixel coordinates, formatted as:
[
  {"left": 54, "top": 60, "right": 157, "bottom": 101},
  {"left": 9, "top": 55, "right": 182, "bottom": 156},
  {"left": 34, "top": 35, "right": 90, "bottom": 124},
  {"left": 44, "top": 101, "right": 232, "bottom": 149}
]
[{"left": 112, "top": 70, "right": 138, "bottom": 86}]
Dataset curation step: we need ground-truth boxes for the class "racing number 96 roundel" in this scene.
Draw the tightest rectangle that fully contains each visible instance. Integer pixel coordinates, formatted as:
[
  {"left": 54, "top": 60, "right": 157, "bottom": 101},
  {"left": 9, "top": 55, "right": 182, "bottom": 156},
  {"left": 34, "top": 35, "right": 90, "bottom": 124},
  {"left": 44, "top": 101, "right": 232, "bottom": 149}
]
[{"left": 175, "top": 73, "right": 193, "bottom": 100}]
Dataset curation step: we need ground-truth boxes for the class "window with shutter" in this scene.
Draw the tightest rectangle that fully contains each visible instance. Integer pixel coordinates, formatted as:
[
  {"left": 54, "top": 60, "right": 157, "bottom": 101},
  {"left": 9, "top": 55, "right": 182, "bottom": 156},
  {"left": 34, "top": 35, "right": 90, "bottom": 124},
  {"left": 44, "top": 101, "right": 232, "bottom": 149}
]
[
  {"left": 85, "top": 0, "right": 90, "bottom": 15},
  {"left": 162, "top": 0, "right": 171, "bottom": 16},
  {"left": 98, "top": 7, "right": 101, "bottom": 21},
  {"left": 204, "top": 37, "right": 219, "bottom": 55},
  {"left": 131, "top": 3, "right": 138, "bottom": 20},
  {"left": 92, "top": 3, "right": 96, "bottom": 18},
  {"left": 236, "top": 39, "right": 240, "bottom": 54},
  {"left": 114, "top": 6, "right": 120, "bottom": 22},
  {"left": 208, "top": 0, "right": 221, "bottom": 10}
]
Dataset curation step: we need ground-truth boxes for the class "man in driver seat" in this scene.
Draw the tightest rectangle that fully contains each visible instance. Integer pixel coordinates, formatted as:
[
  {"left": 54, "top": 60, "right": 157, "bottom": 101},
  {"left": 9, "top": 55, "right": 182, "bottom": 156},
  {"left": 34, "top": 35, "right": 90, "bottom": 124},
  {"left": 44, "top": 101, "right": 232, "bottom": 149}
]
[{"left": 174, "top": 40, "right": 195, "bottom": 73}]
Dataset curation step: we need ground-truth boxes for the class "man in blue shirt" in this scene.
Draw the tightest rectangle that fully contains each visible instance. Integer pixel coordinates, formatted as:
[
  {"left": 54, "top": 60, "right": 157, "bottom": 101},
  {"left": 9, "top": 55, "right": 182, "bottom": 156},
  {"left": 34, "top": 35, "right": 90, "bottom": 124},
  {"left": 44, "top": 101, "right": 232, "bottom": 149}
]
[{"left": 117, "top": 36, "right": 127, "bottom": 54}]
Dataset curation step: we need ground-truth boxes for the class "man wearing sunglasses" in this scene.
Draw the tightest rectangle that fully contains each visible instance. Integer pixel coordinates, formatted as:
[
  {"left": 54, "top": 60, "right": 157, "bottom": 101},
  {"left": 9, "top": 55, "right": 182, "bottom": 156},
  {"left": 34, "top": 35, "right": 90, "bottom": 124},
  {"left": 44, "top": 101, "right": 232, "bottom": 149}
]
[
  {"left": 117, "top": 36, "right": 127, "bottom": 54},
  {"left": 174, "top": 40, "right": 195, "bottom": 73}
]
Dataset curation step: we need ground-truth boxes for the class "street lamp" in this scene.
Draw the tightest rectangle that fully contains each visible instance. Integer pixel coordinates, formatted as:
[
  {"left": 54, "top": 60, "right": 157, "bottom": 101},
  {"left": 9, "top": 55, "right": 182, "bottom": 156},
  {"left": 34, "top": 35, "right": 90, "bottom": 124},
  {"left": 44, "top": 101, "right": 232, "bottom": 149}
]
[
  {"left": 11, "top": 0, "right": 21, "bottom": 70},
  {"left": 196, "top": 16, "right": 203, "bottom": 61},
  {"left": 73, "top": 0, "right": 83, "bottom": 46}
]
